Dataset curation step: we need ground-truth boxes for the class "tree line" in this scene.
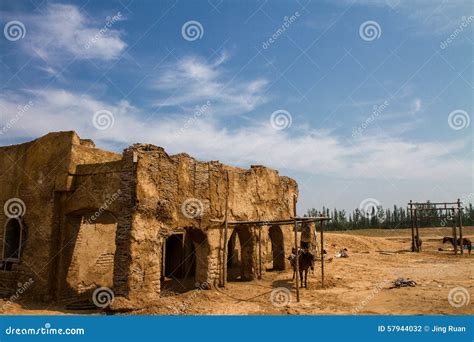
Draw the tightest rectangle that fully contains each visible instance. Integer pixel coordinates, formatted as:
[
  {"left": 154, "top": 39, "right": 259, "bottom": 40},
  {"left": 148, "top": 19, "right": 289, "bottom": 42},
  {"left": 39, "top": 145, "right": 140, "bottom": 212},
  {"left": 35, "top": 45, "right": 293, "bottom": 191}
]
[{"left": 306, "top": 202, "right": 474, "bottom": 231}]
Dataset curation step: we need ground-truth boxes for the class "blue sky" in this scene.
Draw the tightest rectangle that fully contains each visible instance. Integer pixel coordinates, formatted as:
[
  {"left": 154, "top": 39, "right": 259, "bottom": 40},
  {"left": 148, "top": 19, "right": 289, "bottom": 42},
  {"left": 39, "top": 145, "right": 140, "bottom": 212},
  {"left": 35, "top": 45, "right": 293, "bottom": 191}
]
[{"left": 0, "top": 0, "right": 472, "bottom": 212}]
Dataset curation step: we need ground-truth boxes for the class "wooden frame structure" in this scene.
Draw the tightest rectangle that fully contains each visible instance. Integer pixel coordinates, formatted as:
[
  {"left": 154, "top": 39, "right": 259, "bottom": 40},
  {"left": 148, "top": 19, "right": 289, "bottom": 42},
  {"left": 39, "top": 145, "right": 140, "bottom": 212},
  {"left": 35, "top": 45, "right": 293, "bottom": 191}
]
[
  {"left": 408, "top": 199, "right": 464, "bottom": 254},
  {"left": 211, "top": 194, "right": 331, "bottom": 302}
]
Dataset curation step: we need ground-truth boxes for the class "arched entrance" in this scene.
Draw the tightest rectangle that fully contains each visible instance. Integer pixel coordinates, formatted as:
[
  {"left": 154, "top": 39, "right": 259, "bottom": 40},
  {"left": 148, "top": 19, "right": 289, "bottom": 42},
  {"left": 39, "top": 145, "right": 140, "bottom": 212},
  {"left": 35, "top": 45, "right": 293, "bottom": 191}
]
[
  {"left": 268, "top": 225, "right": 285, "bottom": 270},
  {"left": 2, "top": 218, "right": 23, "bottom": 267},
  {"left": 227, "top": 226, "right": 255, "bottom": 281}
]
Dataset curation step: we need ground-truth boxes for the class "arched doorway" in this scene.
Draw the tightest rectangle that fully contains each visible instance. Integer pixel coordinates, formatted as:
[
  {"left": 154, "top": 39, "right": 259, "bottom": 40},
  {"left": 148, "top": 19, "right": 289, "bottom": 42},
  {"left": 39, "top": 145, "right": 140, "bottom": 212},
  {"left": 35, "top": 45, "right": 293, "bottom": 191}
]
[
  {"left": 2, "top": 218, "right": 23, "bottom": 263},
  {"left": 269, "top": 225, "right": 285, "bottom": 270},
  {"left": 227, "top": 226, "right": 255, "bottom": 281}
]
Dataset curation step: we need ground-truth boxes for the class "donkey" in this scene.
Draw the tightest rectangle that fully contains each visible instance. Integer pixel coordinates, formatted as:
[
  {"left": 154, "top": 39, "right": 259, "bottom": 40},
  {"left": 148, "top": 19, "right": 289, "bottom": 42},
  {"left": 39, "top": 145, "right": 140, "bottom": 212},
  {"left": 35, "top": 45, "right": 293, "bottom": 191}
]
[
  {"left": 288, "top": 248, "right": 298, "bottom": 280},
  {"left": 416, "top": 235, "right": 422, "bottom": 251},
  {"left": 442, "top": 236, "right": 472, "bottom": 254},
  {"left": 288, "top": 248, "right": 315, "bottom": 285},
  {"left": 298, "top": 249, "right": 315, "bottom": 288}
]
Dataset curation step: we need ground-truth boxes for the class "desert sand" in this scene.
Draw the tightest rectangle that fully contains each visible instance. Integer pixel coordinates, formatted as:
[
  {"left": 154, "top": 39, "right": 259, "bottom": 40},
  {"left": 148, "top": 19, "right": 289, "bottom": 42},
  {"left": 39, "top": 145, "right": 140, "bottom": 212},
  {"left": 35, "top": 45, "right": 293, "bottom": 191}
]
[{"left": 2, "top": 227, "right": 472, "bottom": 316}]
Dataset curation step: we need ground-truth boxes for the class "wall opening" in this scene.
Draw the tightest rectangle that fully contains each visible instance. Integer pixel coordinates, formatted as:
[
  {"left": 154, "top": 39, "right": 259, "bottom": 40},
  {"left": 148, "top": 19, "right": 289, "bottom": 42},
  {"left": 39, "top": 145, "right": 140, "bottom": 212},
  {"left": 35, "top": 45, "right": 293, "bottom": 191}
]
[
  {"left": 227, "top": 226, "right": 254, "bottom": 281},
  {"left": 2, "top": 218, "right": 22, "bottom": 262},
  {"left": 161, "top": 229, "right": 209, "bottom": 294},
  {"left": 164, "top": 233, "right": 184, "bottom": 279},
  {"left": 268, "top": 225, "right": 285, "bottom": 270}
]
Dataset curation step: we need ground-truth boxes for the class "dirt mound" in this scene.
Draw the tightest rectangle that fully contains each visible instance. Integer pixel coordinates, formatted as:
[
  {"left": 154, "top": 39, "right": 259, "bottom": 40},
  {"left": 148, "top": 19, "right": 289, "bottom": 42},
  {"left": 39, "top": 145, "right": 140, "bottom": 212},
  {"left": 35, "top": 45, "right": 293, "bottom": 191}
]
[{"left": 324, "top": 233, "right": 403, "bottom": 253}]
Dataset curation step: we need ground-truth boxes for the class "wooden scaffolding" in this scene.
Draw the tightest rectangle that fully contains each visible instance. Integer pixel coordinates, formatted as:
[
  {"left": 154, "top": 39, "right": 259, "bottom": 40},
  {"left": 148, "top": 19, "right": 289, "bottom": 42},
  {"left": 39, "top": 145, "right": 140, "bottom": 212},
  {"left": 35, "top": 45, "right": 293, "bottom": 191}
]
[
  {"left": 408, "top": 199, "right": 464, "bottom": 254},
  {"left": 211, "top": 194, "right": 331, "bottom": 303}
]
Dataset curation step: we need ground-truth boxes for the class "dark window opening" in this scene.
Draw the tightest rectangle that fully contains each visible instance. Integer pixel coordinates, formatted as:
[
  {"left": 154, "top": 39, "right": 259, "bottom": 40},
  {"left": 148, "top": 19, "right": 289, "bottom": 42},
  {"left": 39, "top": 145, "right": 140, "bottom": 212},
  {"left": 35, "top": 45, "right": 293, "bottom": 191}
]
[{"left": 2, "top": 218, "right": 22, "bottom": 263}]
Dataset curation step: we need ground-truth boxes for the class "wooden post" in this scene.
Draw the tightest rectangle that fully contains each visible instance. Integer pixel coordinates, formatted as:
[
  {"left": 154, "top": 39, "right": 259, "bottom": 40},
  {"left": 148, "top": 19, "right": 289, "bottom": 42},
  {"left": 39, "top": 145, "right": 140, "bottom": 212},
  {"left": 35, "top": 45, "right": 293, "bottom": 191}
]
[
  {"left": 293, "top": 195, "right": 300, "bottom": 302},
  {"left": 409, "top": 201, "right": 413, "bottom": 251},
  {"left": 458, "top": 199, "right": 463, "bottom": 255},
  {"left": 452, "top": 208, "right": 458, "bottom": 255},
  {"left": 409, "top": 201, "right": 415, "bottom": 252},
  {"left": 221, "top": 171, "right": 230, "bottom": 287},
  {"left": 258, "top": 226, "right": 262, "bottom": 279},
  {"left": 414, "top": 208, "right": 420, "bottom": 252},
  {"left": 320, "top": 218, "right": 325, "bottom": 289}
]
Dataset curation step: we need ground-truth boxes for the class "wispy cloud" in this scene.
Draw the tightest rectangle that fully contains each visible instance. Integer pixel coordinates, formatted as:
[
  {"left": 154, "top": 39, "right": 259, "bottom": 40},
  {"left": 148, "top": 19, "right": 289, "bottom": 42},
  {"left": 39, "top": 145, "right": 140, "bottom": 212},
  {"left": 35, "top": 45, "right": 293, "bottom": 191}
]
[
  {"left": 0, "top": 88, "right": 469, "bottom": 182},
  {"left": 152, "top": 53, "right": 269, "bottom": 116},
  {"left": 339, "top": 0, "right": 472, "bottom": 34},
  {"left": 17, "top": 3, "right": 126, "bottom": 61}
]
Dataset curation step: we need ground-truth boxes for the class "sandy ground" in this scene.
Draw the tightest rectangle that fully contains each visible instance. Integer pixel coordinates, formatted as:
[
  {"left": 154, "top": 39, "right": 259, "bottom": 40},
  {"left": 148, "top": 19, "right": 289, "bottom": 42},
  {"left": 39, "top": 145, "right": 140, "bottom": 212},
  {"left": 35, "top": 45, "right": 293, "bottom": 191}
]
[{"left": 2, "top": 227, "right": 473, "bottom": 316}]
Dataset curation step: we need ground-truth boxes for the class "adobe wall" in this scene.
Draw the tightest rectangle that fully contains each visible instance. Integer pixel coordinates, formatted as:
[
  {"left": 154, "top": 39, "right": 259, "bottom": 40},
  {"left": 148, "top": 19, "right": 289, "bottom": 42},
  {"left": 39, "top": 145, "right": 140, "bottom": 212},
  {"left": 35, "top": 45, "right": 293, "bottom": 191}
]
[
  {"left": 113, "top": 144, "right": 298, "bottom": 307},
  {"left": 0, "top": 132, "right": 122, "bottom": 300},
  {"left": 54, "top": 160, "right": 126, "bottom": 302}
]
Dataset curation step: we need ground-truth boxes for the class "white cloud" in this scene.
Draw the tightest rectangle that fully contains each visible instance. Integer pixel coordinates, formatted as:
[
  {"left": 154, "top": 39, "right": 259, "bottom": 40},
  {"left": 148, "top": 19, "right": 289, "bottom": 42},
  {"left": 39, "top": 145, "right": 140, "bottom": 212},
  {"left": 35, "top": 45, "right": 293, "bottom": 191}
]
[
  {"left": 152, "top": 54, "right": 269, "bottom": 116},
  {"left": 339, "top": 0, "right": 472, "bottom": 34},
  {"left": 21, "top": 3, "right": 126, "bottom": 61},
  {"left": 412, "top": 98, "right": 422, "bottom": 113},
  {"left": 0, "top": 88, "right": 470, "bottom": 183}
]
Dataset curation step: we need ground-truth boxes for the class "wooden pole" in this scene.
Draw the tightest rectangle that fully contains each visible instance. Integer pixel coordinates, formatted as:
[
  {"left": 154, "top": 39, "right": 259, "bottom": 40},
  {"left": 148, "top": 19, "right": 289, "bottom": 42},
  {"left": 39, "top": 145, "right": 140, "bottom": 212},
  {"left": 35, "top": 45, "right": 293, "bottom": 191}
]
[
  {"left": 458, "top": 199, "right": 463, "bottom": 255},
  {"left": 258, "top": 226, "right": 262, "bottom": 279},
  {"left": 320, "top": 218, "right": 325, "bottom": 289},
  {"left": 414, "top": 208, "right": 420, "bottom": 252},
  {"left": 221, "top": 171, "right": 230, "bottom": 287},
  {"left": 409, "top": 201, "right": 415, "bottom": 252},
  {"left": 452, "top": 208, "right": 458, "bottom": 255},
  {"left": 293, "top": 195, "right": 300, "bottom": 302}
]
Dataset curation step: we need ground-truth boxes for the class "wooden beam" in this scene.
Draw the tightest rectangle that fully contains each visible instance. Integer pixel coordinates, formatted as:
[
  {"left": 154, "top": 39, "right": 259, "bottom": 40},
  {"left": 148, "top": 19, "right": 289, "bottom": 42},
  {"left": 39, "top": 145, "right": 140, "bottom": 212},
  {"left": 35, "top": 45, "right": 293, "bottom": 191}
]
[
  {"left": 411, "top": 202, "right": 459, "bottom": 205},
  {"left": 293, "top": 195, "right": 300, "bottom": 303},
  {"left": 414, "top": 209, "right": 420, "bottom": 252},
  {"left": 452, "top": 208, "right": 458, "bottom": 255},
  {"left": 221, "top": 171, "right": 230, "bottom": 287},
  {"left": 458, "top": 199, "right": 463, "bottom": 255},
  {"left": 258, "top": 226, "right": 262, "bottom": 279},
  {"left": 409, "top": 200, "right": 415, "bottom": 252},
  {"left": 209, "top": 217, "right": 330, "bottom": 226},
  {"left": 321, "top": 218, "right": 325, "bottom": 288}
]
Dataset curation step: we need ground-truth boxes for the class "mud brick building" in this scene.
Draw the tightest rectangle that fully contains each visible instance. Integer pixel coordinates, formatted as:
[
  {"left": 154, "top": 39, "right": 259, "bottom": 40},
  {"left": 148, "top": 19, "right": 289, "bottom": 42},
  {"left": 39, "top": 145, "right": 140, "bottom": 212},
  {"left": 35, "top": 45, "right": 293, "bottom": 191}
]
[{"left": 0, "top": 132, "right": 298, "bottom": 308}]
